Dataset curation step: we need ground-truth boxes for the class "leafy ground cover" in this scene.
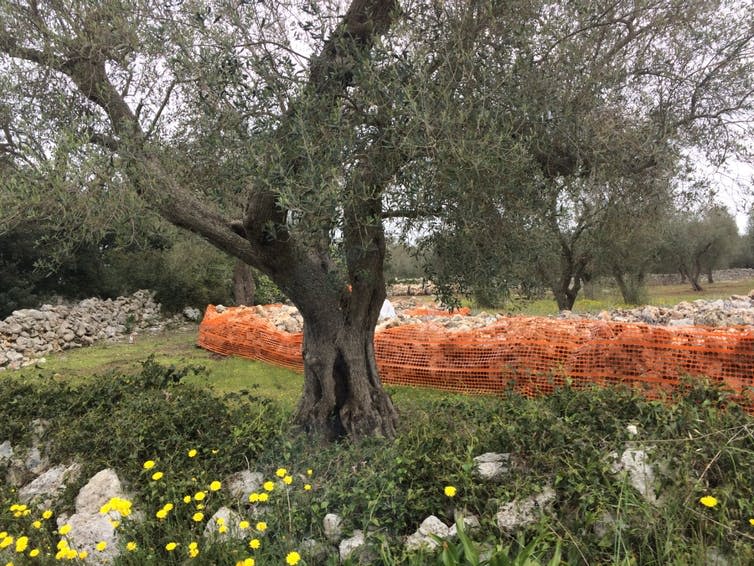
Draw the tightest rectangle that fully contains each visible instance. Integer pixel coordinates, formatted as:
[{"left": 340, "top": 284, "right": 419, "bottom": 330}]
[{"left": 1, "top": 356, "right": 753, "bottom": 565}]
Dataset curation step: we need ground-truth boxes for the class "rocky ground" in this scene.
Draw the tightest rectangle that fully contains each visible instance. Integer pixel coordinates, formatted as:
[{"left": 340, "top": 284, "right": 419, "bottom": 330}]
[
  {"left": 0, "top": 291, "right": 195, "bottom": 371},
  {"left": 237, "top": 291, "right": 754, "bottom": 335}
]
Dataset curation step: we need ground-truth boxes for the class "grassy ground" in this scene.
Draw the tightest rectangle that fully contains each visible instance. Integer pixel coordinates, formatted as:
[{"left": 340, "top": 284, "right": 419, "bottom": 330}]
[{"left": 502, "top": 277, "right": 754, "bottom": 316}]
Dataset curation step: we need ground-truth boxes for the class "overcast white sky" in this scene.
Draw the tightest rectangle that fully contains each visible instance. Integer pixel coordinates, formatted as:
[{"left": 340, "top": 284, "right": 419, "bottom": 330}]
[{"left": 711, "top": 160, "right": 753, "bottom": 234}]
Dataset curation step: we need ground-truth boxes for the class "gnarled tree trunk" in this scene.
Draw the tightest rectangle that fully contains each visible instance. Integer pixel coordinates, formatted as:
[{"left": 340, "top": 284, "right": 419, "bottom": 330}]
[{"left": 295, "top": 304, "right": 397, "bottom": 441}]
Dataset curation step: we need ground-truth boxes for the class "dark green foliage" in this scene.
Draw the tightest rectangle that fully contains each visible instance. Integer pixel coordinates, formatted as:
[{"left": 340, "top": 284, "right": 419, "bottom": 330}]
[
  {"left": 0, "top": 359, "right": 288, "bottom": 513},
  {"left": 0, "top": 221, "right": 239, "bottom": 316},
  {"left": 0, "top": 225, "right": 111, "bottom": 318}
]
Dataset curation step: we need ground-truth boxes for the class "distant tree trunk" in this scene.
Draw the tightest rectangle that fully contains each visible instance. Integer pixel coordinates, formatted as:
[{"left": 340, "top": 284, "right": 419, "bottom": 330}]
[
  {"left": 233, "top": 260, "right": 256, "bottom": 306},
  {"left": 680, "top": 265, "right": 704, "bottom": 292},
  {"left": 549, "top": 253, "right": 588, "bottom": 311},
  {"left": 706, "top": 267, "right": 714, "bottom": 284},
  {"left": 612, "top": 269, "right": 647, "bottom": 304}
]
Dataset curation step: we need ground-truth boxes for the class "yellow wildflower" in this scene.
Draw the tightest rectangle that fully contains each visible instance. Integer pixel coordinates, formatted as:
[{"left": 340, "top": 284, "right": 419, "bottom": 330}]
[
  {"left": 276, "top": 468, "right": 287, "bottom": 478},
  {"left": 444, "top": 486, "right": 457, "bottom": 497},
  {"left": 286, "top": 551, "right": 302, "bottom": 565},
  {"left": 304, "top": 484, "right": 312, "bottom": 491},
  {"left": 263, "top": 481, "right": 274, "bottom": 492},
  {"left": 183, "top": 495, "right": 192, "bottom": 503},
  {"left": 188, "top": 449, "right": 198, "bottom": 458},
  {"left": 165, "top": 542, "right": 178, "bottom": 551},
  {"left": 283, "top": 475, "right": 293, "bottom": 485},
  {"left": 42, "top": 510, "right": 53, "bottom": 520},
  {"left": 249, "top": 538, "right": 261, "bottom": 550},
  {"left": 192, "top": 512, "right": 204, "bottom": 522},
  {"left": 236, "top": 559, "right": 255, "bottom": 566},
  {"left": 239, "top": 520, "right": 250, "bottom": 529},
  {"left": 188, "top": 541, "right": 199, "bottom": 558},
  {"left": 58, "top": 524, "right": 72, "bottom": 535},
  {"left": 14, "top": 536, "right": 28, "bottom": 553},
  {"left": 749, "top": 518, "right": 754, "bottom": 526},
  {"left": 255, "top": 521, "right": 267, "bottom": 532},
  {"left": 307, "top": 469, "right": 313, "bottom": 476},
  {"left": 126, "top": 541, "right": 137, "bottom": 551},
  {"left": 95, "top": 541, "right": 107, "bottom": 552},
  {"left": 194, "top": 491, "right": 206, "bottom": 501},
  {"left": 196, "top": 503, "right": 205, "bottom": 510},
  {"left": 258, "top": 493, "right": 269, "bottom": 503},
  {"left": 0, "top": 536, "right": 12, "bottom": 549},
  {"left": 218, "top": 525, "right": 228, "bottom": 534},
  {"left": 32, "top": 520, "right": 42, "bottom": 529},
  {"left": 248, "top": 493, "right": 259, "bottom": 503},
  {"left": 29, "top": 549, "right": 40, "bottom": 557},
  {"left": 699, "top": 495, "right": 718, "bottom": 508},
  {"left": 155, "top": 509, "right": 168, "bottom": 520},
  {"left": 209, "top": 480, "right": 222, "bottom": 492},
  {"left": 110, "top": 519, "right": 120, "bottom": 528},
  {"left": 142, "top": 460, "right": 156, "bottom": 470},
  {"left": 151, "top": 471, "right": 164, "bottom": 481},
  {"left": 79, "top": 550, "right": 89, "bottom": 559}
]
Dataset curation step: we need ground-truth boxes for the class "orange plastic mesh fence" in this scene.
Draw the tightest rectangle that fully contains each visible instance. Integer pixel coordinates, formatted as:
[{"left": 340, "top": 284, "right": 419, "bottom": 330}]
[
  {"left": 197, "top": 306, "right": 754, "bottom": 412},
  {"left": 402, "top": 307, "right": 472, "bottom": 317}
]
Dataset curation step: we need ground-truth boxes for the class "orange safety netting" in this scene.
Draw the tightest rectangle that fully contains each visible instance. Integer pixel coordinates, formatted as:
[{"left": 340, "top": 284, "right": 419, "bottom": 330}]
[
  {"left": 402, "top": 307, "right": 471, "bottom": 317},
  {"left": 197, "top": 306, "right": 754, "bottom": 413}
]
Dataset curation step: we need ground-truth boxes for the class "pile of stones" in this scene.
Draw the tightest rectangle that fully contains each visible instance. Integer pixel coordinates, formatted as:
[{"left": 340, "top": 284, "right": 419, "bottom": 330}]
[
  {"left": 0, "top": 291, "right": 180, "bottom": 371},
  {"left": 247, "top": 291, "right": 754, "bottom": 335},
  {"left": 562, "top": 291, "right": 754, "bottom": 327}
]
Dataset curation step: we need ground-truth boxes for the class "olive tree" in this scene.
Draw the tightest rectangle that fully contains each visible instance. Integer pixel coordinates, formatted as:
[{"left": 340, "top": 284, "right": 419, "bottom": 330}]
[
  {"left": 0, "top": 0, "right": 534, "bottom": 439},
  {"left": 423, "top": 0, "right": 754, "bottom": 311}
]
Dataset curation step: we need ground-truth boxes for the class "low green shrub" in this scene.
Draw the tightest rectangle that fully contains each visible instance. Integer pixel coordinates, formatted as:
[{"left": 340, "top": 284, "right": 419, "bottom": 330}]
[{"left": 0, "top": 361, "right": 752, "bottom": 565}]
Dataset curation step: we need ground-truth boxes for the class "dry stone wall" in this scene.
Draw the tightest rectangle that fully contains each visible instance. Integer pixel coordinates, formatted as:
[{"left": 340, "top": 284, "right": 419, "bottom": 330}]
[
  {"left": 0, "top": 290, "right": 170, "bottom": 371},
  {"left": 648, "top": 268, "right": 754, "bottom": 286}
]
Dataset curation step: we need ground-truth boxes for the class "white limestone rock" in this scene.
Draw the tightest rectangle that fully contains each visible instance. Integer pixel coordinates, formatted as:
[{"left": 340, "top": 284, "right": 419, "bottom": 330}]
[
  {"left": 339, "top": 530, "right": 366, "bottom": 561},
  {"left": 19, "top": 463, "right": 81, "bottom": 506},
  {"left": 226, "top": 470, "right": 264, "bottom": 502},
  {"left": 496, "top": 487, "right": 556, "bottom": 532},
  {"left": 323, "top": 513, "right": 343, "bottom": 544},
  {"left": 611, "top": 447, "right": 657, "bottom": 504},
  {"left": 473, "top": 452, "right": 510, "bottom": 480},
  {"left": 203, "top": 506, "right": 245, "bottom": 541}
]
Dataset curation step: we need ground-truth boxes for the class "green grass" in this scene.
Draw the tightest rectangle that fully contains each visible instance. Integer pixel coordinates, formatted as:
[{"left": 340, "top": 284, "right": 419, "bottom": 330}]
[
  {"left": 13, "top": 328, "right": 304, "bottom": 409},
  {"left": 498, "top": 277, "right": 754, "bottom": 316}
]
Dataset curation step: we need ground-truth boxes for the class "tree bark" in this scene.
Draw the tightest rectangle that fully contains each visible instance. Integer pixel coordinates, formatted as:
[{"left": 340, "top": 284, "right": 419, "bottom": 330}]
[
  {"left": 680, "top": 265, "right": 704, "bottom": 291},
  {"left": 233, "top": 260, "right": 256, "bottom": 306},
  {"left": 295, "top": 305, "right": 397, "bottom": 441},
  {"left": 613, "top": 269, "right": 646, "bottom": 304}
]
